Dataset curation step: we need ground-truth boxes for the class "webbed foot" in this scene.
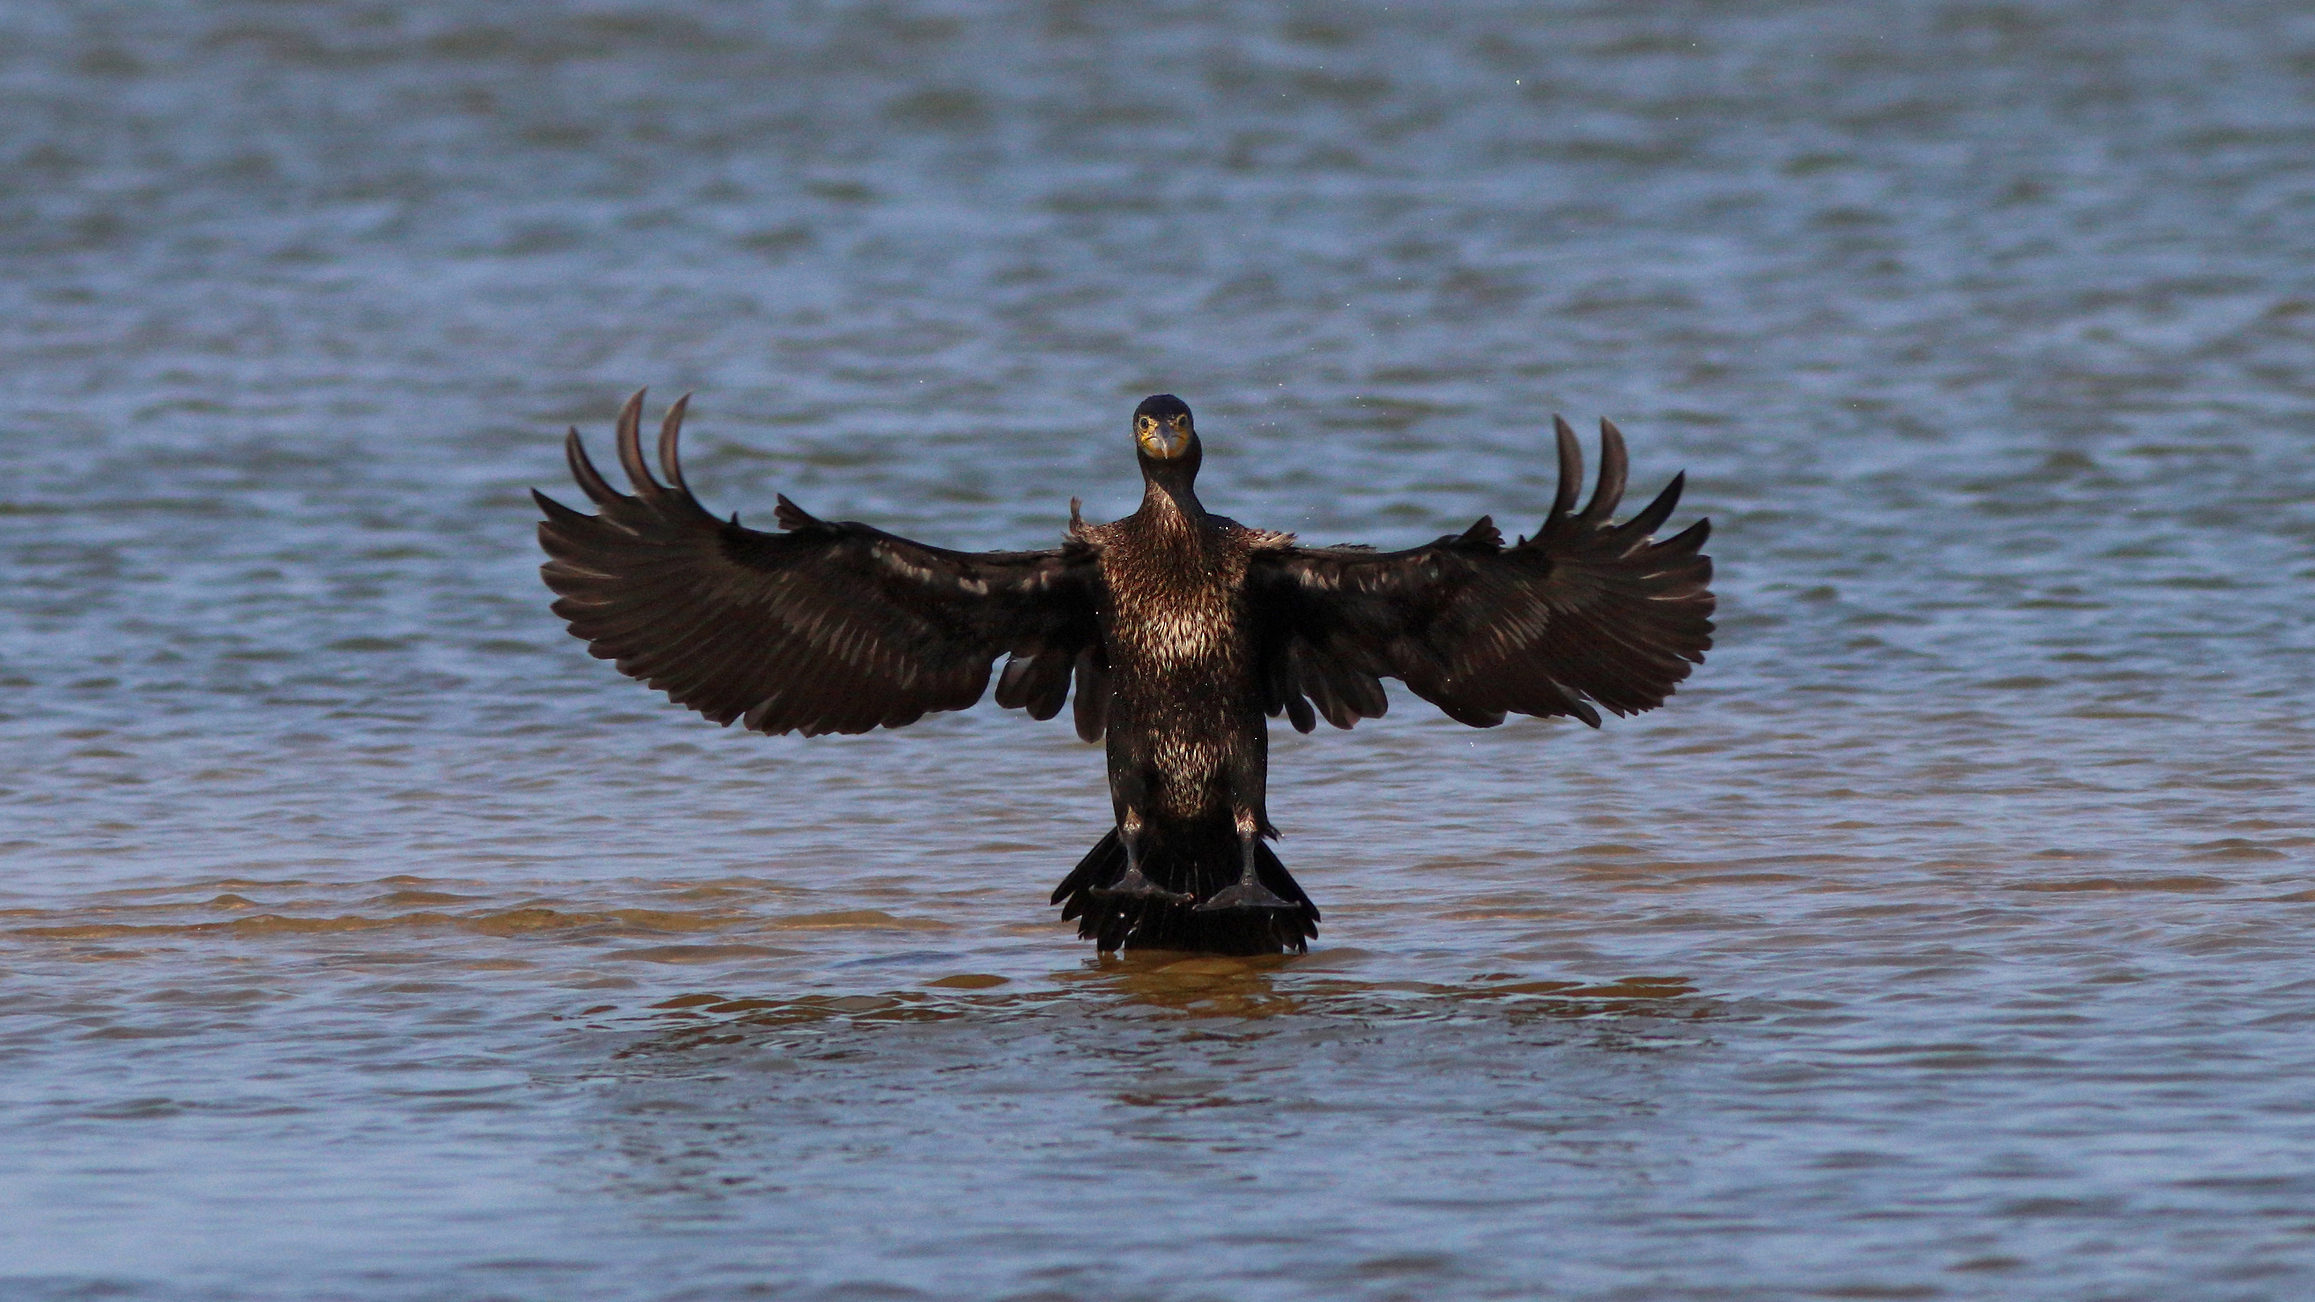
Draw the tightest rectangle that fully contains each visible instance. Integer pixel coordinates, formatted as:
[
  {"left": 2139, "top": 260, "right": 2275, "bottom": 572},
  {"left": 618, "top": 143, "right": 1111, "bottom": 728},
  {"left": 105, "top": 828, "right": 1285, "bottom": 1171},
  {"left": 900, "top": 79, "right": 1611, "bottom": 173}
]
[
  {"left": 1093, "top": 868, "right": 1193, "bottom": 904},
  {"left": 1193, "top": 880, "right": 1300, "bottom": 911}
]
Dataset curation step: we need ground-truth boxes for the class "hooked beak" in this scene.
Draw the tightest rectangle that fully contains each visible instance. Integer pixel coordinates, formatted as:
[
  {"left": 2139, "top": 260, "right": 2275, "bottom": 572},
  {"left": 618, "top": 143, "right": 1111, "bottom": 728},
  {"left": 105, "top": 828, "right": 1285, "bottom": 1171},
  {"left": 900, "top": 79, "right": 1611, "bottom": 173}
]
[{"left": 1138, "top": 416, "right": 1193, "bottom": 460}]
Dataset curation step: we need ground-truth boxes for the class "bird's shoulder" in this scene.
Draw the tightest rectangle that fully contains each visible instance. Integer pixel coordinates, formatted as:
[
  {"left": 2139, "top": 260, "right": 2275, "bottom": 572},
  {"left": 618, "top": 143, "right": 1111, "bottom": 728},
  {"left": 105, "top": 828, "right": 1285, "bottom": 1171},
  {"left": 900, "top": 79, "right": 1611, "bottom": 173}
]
[{"left": 1214, "top": 515, "right": 1297, "bottom": 552}]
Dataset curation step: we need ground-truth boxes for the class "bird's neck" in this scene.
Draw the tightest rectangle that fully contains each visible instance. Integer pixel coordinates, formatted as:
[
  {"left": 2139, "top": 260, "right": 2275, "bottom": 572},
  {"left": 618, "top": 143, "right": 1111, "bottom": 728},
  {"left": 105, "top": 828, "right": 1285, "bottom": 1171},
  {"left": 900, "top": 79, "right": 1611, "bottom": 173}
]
[{"left": 1139, "top": 471, "right": 1205, "bottom": 526}]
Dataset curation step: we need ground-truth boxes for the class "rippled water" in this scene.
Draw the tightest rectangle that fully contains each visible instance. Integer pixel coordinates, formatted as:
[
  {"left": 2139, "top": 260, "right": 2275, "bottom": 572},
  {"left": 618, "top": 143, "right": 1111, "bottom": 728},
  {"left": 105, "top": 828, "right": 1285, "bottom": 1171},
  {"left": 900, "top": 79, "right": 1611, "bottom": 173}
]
[{"left": 5, "top": 1, "right": 2315, "bottom": 1298}]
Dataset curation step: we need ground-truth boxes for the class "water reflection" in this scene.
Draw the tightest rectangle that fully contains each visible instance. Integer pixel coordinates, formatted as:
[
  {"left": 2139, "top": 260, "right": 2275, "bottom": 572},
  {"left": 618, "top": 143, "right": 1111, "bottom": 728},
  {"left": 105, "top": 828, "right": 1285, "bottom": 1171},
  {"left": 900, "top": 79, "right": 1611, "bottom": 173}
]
[
  {"left": 570, "top": 954, "right": 1717, "bottom": 1300},
  {"left": 613, "top": 959, "right": 1710, "bottom": 1061}
]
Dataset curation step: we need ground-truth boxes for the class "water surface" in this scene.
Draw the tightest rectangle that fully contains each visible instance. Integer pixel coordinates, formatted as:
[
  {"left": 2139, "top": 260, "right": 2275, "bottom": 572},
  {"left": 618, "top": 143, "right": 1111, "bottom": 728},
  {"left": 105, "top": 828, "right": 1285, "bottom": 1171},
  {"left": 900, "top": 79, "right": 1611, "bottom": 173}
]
[{"left": 4, "top": 1, "right": 2314, "bottom": 1298}]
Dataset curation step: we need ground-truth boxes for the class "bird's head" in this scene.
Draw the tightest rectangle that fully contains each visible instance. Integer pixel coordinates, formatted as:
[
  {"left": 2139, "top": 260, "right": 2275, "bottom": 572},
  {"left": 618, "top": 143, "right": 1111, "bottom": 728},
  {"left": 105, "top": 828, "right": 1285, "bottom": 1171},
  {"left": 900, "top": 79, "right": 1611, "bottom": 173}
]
[{"left": 1133, "top": 394, "right": 1199, "bottom": 467}]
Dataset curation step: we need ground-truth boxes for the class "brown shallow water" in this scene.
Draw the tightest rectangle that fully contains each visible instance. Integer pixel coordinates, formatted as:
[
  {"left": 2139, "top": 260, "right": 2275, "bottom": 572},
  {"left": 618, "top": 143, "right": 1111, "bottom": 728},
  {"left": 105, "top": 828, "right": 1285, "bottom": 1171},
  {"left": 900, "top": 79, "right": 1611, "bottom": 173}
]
[{"left": 4, "top": 1, "right": 2315, "bottom": 1298}]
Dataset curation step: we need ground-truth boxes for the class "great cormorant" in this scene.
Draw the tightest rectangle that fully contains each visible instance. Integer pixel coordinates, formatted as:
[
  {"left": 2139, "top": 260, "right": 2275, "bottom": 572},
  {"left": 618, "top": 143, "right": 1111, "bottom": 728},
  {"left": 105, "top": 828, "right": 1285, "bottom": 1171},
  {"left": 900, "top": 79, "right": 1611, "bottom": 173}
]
[{"left": 535, "top": 392, "right": 1714, "bottom": 955}]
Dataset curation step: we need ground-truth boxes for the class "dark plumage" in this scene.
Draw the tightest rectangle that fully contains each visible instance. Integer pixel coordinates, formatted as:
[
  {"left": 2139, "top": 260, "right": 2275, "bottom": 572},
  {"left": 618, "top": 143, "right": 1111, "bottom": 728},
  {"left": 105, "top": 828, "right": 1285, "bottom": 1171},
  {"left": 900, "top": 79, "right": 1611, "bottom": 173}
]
[{"left": 536, "top": 391, "right": 1715, "bottom": 955}]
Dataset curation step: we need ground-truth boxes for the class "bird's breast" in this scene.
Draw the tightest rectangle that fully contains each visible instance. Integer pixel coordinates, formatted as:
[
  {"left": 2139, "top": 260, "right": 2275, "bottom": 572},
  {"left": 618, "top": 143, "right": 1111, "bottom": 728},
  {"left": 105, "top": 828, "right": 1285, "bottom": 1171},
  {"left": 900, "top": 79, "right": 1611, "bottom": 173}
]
[
  {"left": 1101, "top": 546, "right": 1245, "bottom": 675},
  {"left": 1114, "top": 586, "right": 1231, "bottom": 669}
]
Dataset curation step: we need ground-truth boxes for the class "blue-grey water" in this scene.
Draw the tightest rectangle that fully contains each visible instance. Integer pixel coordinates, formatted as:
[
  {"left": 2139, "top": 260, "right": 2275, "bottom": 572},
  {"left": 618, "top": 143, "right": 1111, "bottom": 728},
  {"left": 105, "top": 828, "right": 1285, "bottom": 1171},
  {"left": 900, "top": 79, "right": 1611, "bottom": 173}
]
[{"left": 5, "top": 2, "right": 2314, "bottom": 1299}]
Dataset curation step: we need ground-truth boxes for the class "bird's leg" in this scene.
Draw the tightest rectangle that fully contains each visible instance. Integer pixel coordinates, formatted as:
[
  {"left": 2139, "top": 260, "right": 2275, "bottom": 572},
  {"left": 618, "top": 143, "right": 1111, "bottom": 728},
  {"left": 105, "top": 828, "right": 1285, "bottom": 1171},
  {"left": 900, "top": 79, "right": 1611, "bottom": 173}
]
[
  {"left": 1196, "top": 809, "right": 1298, "bottom": 911},
  {"left": 1095, "top": 808, "right": 1190, "bottom": 903}
]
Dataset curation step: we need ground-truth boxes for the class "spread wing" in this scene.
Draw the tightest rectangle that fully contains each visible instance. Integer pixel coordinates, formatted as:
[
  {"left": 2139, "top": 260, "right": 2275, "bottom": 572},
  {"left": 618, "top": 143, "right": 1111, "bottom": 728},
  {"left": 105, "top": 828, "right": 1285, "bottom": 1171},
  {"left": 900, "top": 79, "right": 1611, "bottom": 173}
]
[
  {"left": 1247, "top": 417, "right": 1714, "bottom": 732},
  {"left": 535, "top": 392, "right": 1104, "bottom": 738}
]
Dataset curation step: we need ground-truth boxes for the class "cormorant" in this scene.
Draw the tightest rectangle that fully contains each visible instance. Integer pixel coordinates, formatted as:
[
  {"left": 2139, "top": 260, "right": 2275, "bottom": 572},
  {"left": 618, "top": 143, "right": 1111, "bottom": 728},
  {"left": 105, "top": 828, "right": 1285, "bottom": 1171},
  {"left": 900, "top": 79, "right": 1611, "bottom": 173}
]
[{"left": 535, "top": 392, "right": 1714, "bottom": 955}]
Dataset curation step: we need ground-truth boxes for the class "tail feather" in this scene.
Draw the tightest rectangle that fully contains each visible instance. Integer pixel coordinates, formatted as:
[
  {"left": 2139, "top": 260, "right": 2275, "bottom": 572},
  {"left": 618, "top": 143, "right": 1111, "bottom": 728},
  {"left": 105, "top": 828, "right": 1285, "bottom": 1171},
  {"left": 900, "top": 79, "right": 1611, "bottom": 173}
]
[{"left": 1051, "top": 822, "right": 1319, "bottom": 955}]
